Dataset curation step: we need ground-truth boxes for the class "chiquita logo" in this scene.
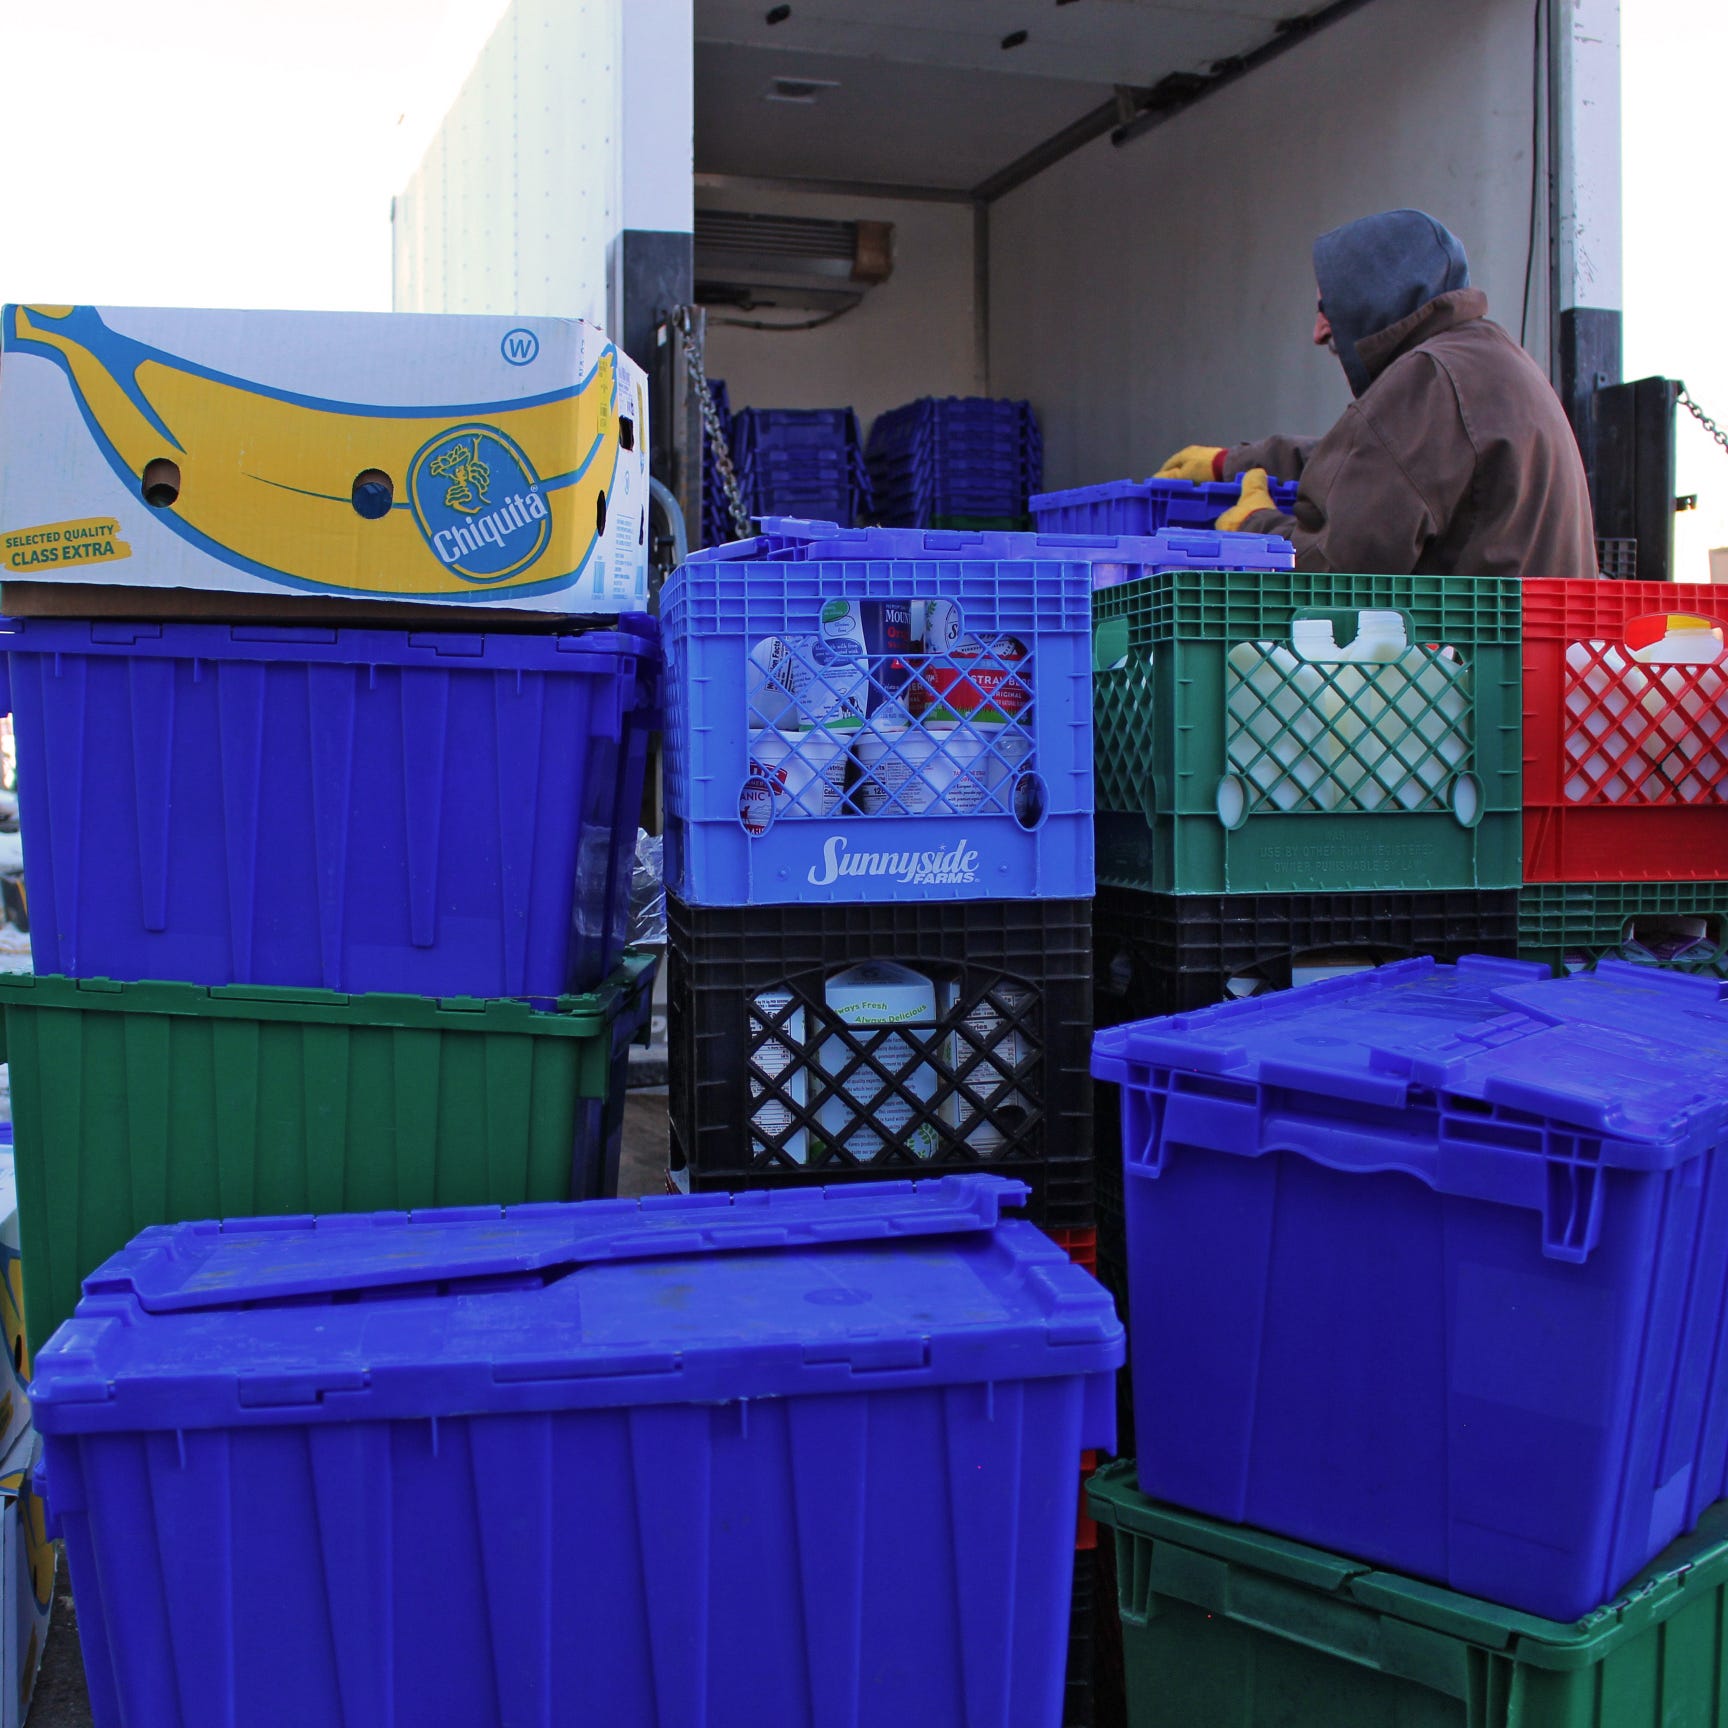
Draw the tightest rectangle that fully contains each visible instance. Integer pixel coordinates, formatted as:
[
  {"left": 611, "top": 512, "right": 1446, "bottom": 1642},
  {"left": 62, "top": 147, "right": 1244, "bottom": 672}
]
[{"left": 407, "top": 422, "right": 552, "bottom": 582}]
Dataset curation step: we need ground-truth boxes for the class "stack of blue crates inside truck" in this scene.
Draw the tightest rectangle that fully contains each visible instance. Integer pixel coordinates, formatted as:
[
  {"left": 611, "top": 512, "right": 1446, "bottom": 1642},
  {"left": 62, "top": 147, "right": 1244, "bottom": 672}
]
[
  {"left": 867, "top": 396, "right": 1044, "bottom": 530},
  {"left": 730, "top": 404, "right": 873, "bottom": 528},
  {"left": 660, "top": 509, "right": 1296, "bottom": 1727}
]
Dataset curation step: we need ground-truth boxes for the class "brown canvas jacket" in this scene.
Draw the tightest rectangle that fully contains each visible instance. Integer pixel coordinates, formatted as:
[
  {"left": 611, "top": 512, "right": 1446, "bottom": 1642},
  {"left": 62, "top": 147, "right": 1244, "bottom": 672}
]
[{"left": 1224, "top": 289, "right": 1596, "bottom": 577}]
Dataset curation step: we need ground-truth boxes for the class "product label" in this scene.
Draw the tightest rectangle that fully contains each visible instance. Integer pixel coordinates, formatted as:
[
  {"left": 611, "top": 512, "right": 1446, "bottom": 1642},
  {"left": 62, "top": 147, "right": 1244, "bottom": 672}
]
[{"left": 3, "top": 517, "right": 131, "bottom": 572}]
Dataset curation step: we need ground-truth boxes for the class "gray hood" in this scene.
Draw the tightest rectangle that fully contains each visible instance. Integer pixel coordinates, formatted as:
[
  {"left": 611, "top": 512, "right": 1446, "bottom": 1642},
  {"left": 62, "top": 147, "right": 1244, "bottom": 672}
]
[{"left": 1314, "top": 209, "right": 1470, "bottom": 397}]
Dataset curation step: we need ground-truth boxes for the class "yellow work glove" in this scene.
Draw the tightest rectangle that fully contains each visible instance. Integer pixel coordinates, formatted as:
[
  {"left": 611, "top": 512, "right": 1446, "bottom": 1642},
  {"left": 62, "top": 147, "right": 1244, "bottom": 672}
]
[
  {"left": 1154, "top": 445, "right": 1225, "bottom": 483},
  {"left": 1216, "top": 467, "right": 1274, "bottom": 532}
]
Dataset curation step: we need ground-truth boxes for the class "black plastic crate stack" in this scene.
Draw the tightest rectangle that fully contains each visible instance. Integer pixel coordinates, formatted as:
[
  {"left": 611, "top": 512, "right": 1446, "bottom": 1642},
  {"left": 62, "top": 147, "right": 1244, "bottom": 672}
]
[
  {"left": 866, "top": 396, "right": 1043, "bottom": 530},
  {"left": 730, "top": 406, "right": 872, "bottom": 529},
  {"left": 701, "top": 376, "right": 736, "bottom": 546},
  {"left": 667, "top": 897, "right": 1095, "bottom": 1226}
]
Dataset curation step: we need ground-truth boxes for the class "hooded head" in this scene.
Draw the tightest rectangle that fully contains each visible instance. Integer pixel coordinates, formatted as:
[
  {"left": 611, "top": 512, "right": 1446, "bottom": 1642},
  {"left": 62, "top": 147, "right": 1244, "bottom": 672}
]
[{"left": 1313, "top": 209, "right": 1470, "bottom": 397}]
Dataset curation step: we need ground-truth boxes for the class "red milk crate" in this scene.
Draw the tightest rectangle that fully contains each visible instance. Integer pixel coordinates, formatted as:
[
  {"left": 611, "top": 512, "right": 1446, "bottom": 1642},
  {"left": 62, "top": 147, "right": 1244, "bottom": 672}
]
[{"left": 1524, "top": 579, "right": 1728, "bottom": 881}]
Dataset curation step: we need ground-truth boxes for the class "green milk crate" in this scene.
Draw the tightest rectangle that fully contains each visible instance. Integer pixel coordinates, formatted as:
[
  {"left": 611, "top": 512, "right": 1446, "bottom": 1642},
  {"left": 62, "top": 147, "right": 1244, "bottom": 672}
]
[
  {"left": 1089, "top": 1459, "right": 1728, "bottom": 1728},
  {"left": 0, "top": 953, "right": 655, "bottom": 1354},
  {"left": 1519, "top": 880, "right": 1728, "bottom": 977},
  {"left": 1091, "top": 570, "right": 1523, "bottom": 893}
]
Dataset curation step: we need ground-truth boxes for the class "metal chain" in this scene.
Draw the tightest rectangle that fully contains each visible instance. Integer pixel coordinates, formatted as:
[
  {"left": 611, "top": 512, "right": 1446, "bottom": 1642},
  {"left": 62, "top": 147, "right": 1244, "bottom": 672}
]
[
  {"left": 1680, "top": 389, "right": 1728, "bottom": 463},
  {"left": 673, "top": 307, "right": 753, "bottom": 542}
]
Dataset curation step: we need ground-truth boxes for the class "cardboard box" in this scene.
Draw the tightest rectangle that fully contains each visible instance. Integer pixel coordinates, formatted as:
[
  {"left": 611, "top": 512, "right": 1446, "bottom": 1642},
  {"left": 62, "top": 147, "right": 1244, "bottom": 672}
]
[
  {"left": 0, "top": 1429, "right": 50, "bottom": 1728},
  {"left": 0, "top": 305, "right": 649, "bottom": 614},
  {"left": 0, "top": 1151, "right": 27, "bottom": 1468}
]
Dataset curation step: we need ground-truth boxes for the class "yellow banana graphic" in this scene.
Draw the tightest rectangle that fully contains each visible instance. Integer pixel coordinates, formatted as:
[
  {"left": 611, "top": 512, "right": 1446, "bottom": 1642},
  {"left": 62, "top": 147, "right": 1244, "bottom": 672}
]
[{"left": 4, "top": 306, "right": 624, "bottom": 601}]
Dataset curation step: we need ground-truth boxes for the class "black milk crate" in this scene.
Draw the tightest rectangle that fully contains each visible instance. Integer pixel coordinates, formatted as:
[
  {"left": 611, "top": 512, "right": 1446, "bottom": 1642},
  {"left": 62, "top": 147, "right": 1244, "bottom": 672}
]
[
  {"left": 1092, "top": 884, "right": 1521, "bottom": 1030},
  {"left": 668, "top": 895, "right": 1093, "bottom": 1227}
]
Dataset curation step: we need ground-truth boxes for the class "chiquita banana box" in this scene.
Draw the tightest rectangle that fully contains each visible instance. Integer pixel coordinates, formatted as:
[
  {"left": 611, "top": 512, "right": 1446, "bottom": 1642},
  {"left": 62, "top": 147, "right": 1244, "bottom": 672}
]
[
  {"left": 0, "top": 1429, "right": 51, "bottom": 1728},
  {"left": 0, "top": 305, "right": 650, "bottom": 613}
]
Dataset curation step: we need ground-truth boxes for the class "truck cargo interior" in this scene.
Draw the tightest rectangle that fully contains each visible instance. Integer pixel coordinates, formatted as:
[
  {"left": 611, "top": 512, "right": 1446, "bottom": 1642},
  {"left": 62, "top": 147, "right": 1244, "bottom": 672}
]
[{"left": 692, "top": 0, "right": 1562, "bottom": 495}]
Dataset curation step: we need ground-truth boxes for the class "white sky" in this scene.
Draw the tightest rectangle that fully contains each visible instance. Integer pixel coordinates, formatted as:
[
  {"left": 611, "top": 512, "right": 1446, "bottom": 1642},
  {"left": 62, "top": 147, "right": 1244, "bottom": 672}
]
[
  {"left": 0, "top": 0, "right": 508, "bottom": 312},
  {"left": 1622, "top": 0, "right": 1728, "bottom": 582},
  {"left": 0, "top": 0, "right": 1720, "bottom": 576}
]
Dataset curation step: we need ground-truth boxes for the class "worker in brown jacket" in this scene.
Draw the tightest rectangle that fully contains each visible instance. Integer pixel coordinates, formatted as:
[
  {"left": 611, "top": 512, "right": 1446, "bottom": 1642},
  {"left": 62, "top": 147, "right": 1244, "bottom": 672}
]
[{"left": 1157, "top": 209, "right": 1597, "bottom": 577}]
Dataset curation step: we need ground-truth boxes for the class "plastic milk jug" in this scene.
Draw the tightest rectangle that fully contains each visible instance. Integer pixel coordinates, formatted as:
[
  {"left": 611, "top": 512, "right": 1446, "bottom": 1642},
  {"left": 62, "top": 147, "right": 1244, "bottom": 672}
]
[
  {"left": 816, "top": 961, "right": 939, "bottom": 1159},
  {"left": 938, "top": 974, "right": 1033, "bottom": 1155},
  {"left": 749, "top": 987, "right": 809, "bottom": 1163},
  {"left": 1632, "top": 618, "right": 1725, "bottom": 801},
  {"left": 1219, "top": 617, "right": 1340, "bottom": 823}
]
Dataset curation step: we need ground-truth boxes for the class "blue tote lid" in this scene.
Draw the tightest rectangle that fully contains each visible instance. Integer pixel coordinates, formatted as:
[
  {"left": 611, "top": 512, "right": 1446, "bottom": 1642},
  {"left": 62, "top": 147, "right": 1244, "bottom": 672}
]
[
  {"left": 33, "top": 1176, "right": 1122, "bottom": 1436},
  {"left": 1094, "top": 956, "right": 1728, "bottom": 1160}
]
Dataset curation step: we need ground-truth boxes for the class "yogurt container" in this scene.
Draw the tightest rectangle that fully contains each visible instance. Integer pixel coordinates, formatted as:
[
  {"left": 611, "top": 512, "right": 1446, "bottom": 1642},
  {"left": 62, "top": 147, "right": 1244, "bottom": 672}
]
[
  {"left": 816, "top": 961, "right": 940, "bottom": 1159},
  {"left": 748, "top": 635, "right": 806, "bottom": 730},
  {"left": 748, "top": 632, "right": 869, "bottom": 732},
  {"left": 924, "top": 631, "right": 1031, "bottom": 724},
  {"left": 853, "top": 714, "right": 991, "bottom": 816},
  {"left": 742, "top": 727, "right": 848, "bottom": 834}
]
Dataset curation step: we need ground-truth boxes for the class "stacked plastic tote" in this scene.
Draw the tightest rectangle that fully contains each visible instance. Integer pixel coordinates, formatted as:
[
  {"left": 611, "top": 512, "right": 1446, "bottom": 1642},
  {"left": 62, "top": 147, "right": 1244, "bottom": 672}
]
[
  {"left": 0, "top": 615, "right": 662, "bottom": 1359},
  {"left": 1517, "top": 579, "right": 1728, "bottom": 977},
  {"left": 0, "top": 307, "right": 666, "bottom": 1358},
  {"left": 29, "top": 1176, "right": 1121, "bottom": 1726},
  {"left": 1090, "top": 955, "right": 1728, "bottom": 1727},
  {"left": 866, "top": 397, "right": 1043, "bottom": 530},
  {"left": 731, "top": 405, "right": 872, "bottom": 529}
]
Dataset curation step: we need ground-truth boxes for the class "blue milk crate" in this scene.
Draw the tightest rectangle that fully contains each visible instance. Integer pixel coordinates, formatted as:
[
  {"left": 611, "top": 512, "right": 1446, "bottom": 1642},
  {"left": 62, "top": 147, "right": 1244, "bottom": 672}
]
[
  {"left": 1093, "top": 954, "right": 1728, "bottom": 1622},
  {"left": 34, "top": 1176, "right": 1121, "bottom": 1728},
  {"left": 663, "top": 523, "right": 1288, "bottom": 907},
  {"left": 0, "top": 615, "right": 660, "bottom": 1005},
  {"left": 870, "top": 397, "right": 1037, "bottom": 439},
  {"left": 664, "top": 534, "right": 1094, "bottom": 906},
  {"left": 732, "top": 406, "right": 862, "bottom": 458},
  {"left": 732, "top": 518, "right": 1291, "bottom": 577},
  {"left": 1031, "top": 475, "right": 1300, "bottom": 536}
]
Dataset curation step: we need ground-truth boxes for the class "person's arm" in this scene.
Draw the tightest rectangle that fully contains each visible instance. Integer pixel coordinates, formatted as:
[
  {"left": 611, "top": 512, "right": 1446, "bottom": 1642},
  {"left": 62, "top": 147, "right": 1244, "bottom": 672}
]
[{"left": 1221, "top": 435, "right": 1319, "bottom": 484}]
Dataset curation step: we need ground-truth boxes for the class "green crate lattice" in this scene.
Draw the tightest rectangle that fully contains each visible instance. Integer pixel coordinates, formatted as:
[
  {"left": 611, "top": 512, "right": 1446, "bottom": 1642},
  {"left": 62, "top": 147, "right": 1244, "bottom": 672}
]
[
  {"left": 1519, "top": 880, "right": 1728, "bottom": 976},
  {"left": 1092, "top": 570, "right": 1523, "bottom": 894}
]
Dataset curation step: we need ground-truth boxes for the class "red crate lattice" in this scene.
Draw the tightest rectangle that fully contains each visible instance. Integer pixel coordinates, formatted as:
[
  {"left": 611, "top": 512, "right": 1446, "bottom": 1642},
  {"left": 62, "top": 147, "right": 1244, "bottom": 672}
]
[{"left": 1563, "top": 642, "right": 1728, "bottom": 807}]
